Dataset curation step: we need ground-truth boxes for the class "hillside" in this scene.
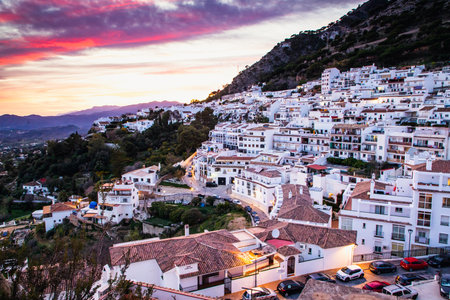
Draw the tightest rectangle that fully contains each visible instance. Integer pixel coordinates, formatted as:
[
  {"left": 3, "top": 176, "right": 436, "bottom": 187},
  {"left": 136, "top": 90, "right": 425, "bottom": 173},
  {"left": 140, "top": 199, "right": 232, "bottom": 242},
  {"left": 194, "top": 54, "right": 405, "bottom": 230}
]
[
  {"left": 210, "top": 0, "right": 449, "bottom": 97},
  {"left": 0, "top": 126, "right": 80, "bottom": 146},
  {"left": 0, "top": 101, "right": 181, "bottom": 145}
]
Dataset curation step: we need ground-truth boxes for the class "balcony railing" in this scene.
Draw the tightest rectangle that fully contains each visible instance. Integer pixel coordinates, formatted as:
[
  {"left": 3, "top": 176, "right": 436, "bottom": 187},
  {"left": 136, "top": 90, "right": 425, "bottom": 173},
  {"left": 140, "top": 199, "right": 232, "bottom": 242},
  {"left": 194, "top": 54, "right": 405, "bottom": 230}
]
[
  {"left": 391, "top": 234, "right": 405, "bottom": 241},
  {"left": 417, "top": 220, "right": 431, "bottom": 227},
  {"left": 374, "top": 231, "right": 384, "bottom": 238},
  {"left": 415, "top": 236, "right": 430, "bottom": 245}
]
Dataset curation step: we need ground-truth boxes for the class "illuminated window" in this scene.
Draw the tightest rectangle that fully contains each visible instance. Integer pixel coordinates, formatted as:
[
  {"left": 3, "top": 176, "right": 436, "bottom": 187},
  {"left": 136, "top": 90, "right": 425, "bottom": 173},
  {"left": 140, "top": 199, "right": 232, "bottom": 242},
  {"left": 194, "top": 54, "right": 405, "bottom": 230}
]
[{"left": 419, "top": 193, "right": 432, "bottom": 209}]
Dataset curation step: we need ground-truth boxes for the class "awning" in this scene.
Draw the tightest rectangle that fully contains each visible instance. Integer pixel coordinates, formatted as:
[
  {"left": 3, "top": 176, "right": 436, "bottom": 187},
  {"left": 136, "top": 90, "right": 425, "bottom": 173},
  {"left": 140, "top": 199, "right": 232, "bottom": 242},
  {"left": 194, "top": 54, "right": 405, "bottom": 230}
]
[
  {"left": 266, "top": 239, "right": 294, "bottom": 248},
  {"left": 307, "top": 164, "right": 327, "bottom": 170}
]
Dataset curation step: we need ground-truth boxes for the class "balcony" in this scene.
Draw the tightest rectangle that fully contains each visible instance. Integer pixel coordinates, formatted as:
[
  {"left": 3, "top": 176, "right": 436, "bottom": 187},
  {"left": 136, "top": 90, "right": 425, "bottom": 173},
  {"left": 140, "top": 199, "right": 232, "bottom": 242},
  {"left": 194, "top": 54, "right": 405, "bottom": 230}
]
[
  {"left": 388, "top": 140, "right": 411, "bottom": 146},
  {"left": 374, "top": 231, "right": 384, "bottom": 238},
  {"left": 414, "top": 236, "right": 430, "bottom": 245},
  {"left": 391, "top": 234, "right": 405, "bottom": 241}
]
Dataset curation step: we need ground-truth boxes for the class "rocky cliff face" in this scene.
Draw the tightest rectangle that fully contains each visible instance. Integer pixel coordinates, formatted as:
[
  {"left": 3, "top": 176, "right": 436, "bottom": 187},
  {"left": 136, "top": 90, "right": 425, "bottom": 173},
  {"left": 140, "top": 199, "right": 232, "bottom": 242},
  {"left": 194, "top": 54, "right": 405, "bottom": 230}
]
[{"left": 212, "top": 0, "right": 449, "bottom": 97}]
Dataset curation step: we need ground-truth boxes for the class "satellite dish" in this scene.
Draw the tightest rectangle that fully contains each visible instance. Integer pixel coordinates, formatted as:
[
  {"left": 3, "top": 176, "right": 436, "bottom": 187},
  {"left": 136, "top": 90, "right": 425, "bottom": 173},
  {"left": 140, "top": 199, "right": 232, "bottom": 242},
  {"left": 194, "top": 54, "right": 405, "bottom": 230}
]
[{"left": 272, "top": 229, "right": 280, "bottom": 239}]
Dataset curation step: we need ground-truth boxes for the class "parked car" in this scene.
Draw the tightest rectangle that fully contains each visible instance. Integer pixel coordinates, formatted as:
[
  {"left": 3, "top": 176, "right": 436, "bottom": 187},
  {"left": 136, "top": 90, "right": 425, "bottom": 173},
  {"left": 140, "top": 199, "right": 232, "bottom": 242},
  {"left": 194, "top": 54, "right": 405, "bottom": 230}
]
[
  {"left": 400, "top": 257, "right": 428, "bottom": 271},
  {"left": 336, "top": 265, "right": 364, "bottom": 282},
  {"left": 362, "top": 281, "right": 390, "bottom": 293},
  {"left": 242, "top": 287, "right": 277, "bottom": 300},
  {"left": 244, "top": 206, "right": 252, "bottom": 212},
  {"left": 276, "top": 280, "right": 305, "bottom": 296},
  {"left": 305, "top": 273, "right": 336, "bottom": 283},
  {"left": 232, "top": 199, "right": 241, "bottom": 205},
  {"left": 381, "top": 284, "right": 418, "bottom": 299},
  {"left": 253, "top": 216, "right": 260, "bottom": 224},
  {"left": 205, "top": 181, "right": 217, "bottom": 187},
  {"left": 440, "top": 272, "right": 450, "bottom": 298},
  {"left": 369, "top": 261, "right": 397, "bottom": 274},
  {"left": 251, "top": 211, "right": 258, "bottom": 217},
  {"left": 427, "top": 254, "right": 450, "bottom": 268},
  {"left": 395, "top": 273, "right": 427, "bottom": 286}
]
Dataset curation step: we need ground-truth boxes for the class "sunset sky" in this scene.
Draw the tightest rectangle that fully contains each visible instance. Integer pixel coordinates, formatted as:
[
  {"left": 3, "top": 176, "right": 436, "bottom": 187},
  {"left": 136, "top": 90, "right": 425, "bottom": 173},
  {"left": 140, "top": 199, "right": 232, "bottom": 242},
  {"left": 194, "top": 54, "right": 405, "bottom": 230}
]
[{"left": 0, "top": 0, "right": 365, "bottom": 116}]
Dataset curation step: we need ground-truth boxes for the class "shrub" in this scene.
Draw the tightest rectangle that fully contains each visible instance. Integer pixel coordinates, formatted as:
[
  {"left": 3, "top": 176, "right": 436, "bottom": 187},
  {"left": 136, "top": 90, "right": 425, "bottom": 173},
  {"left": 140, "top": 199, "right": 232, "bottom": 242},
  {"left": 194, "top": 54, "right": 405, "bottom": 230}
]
[{"left": 181, "top": 208, "right": 204, "bottom": 225}]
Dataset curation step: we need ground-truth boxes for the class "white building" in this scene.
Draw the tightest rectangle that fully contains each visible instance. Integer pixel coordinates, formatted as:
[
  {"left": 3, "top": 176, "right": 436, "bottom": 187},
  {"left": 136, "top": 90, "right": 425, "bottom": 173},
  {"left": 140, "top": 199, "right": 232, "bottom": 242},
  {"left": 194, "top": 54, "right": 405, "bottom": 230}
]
[
  {"left": 102, "top": 223, "right": 356, "bottom": 298},
  {"left": 43, "top": 202, "right": 77, "bottom": 232},
  {"left": 339, "top": 160, "right": 450, "bottom": 256}
]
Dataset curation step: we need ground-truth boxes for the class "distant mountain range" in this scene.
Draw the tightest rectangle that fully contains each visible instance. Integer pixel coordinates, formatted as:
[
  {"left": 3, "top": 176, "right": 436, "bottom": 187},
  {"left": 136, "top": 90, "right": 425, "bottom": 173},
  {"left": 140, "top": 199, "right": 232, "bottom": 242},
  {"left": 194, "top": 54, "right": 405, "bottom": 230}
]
[{"left": 0, "top": 100, "right": 180, "bottom": 145}]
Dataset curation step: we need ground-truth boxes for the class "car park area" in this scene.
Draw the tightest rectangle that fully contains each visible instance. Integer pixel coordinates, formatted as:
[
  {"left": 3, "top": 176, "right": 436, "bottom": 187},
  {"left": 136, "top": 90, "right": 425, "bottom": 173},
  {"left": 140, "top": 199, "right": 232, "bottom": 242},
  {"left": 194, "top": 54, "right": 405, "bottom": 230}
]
[{"left": 225, "top": 258, "right": 449, "bottom": 300}]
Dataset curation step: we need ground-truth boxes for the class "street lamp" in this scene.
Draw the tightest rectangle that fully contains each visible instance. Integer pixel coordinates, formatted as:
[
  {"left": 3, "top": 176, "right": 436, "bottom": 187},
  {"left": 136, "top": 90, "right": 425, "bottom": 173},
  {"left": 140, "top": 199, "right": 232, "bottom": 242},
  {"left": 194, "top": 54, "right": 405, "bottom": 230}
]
[{"left": 408, "top": 229, "right": 413, "bottom": 257}]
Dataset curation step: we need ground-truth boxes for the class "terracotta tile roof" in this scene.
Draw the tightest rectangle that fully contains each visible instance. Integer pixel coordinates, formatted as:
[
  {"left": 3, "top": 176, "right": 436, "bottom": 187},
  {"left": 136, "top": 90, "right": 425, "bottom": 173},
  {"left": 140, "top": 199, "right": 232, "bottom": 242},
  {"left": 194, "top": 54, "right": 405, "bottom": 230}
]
[
  {"left": 247, "top": 167, "right": 281, "bottom": 178},
  {"left": 46, "top": 202, "right": 77, "bottom": 213},
  {"left": 415, "top": 160, "right": 450, "bottom": 173},
  {"left": 349, "top": 180, "right": 389, "bottom": 201},
  {"left": 277, "top": 245, "right": 302, "bottom": 257},
  {"left": 109, "top": 230, "right": 249, "bottom": 275},
  {"left": 43, "top": 205, "right": 51, "bottom": 215},
  {"left": 254, "top": 220, "right": 356, "bottom": 249},
  {"left": 24, "top": 180, "right": 41, "bottom": 186},
  {"left": 277, "top": 184, "right": 330, "bottom": 224}
]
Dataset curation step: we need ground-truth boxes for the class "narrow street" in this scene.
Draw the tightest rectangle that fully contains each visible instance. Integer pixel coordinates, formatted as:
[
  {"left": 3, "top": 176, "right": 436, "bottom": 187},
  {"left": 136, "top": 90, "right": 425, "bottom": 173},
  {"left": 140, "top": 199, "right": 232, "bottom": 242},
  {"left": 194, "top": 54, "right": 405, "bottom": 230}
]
[{"left": 180, "top": 157, "right": 269, "bottom": 222}]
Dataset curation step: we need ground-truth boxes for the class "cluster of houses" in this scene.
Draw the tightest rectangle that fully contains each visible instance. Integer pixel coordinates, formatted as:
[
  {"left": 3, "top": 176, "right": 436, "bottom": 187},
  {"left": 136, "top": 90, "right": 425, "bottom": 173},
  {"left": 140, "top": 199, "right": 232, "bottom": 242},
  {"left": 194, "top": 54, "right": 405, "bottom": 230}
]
[
  {"left": 39, "top": 165, "right": 159, "bottom": 232},
  {"left": 32, "top": 64, "right": 450, "bottom": 298}
]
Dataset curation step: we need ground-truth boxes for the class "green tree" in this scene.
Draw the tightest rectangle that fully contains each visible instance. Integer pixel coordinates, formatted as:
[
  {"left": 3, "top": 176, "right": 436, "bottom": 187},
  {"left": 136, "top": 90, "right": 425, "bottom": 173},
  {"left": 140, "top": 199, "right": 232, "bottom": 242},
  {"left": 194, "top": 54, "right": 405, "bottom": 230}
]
[{"left": 181, "top": 208, "right": 204, "bottom": 225}]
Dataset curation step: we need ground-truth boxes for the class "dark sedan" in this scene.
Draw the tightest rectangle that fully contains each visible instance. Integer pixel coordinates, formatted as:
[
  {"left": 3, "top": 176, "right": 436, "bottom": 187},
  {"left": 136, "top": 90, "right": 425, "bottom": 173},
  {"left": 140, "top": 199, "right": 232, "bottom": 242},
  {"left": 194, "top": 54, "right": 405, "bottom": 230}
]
[
  {"left": 395, "top": 273, "right": 427, "bottom": 286},
  {"left": 440, "top": 273, "right": 450, "bottom": 298},
  {"left": 277, "top": 280, "right": 305, "bottom": 297},
  {"left": 369, "top": 261, "right": 397, "bottom": 274},
  {"left": 305, "top": 273, "right": 336, "bottom": 283},
  {"left": 427, "top": 254, "right": 450, "bottom": 268}
]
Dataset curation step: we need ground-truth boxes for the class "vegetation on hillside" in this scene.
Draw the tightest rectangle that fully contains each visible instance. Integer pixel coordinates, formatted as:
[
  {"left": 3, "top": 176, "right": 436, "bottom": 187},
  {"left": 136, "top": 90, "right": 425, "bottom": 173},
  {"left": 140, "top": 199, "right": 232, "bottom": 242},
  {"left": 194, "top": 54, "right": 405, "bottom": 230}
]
[
  {"left": 0, "top": 108, "right": 217, "bottom": 202},
  {"left": 212, "top": 0, "right": 450, "bottom": 94},
  {"left": 148, "top": 200, "right": 251, "bottom": 237}
]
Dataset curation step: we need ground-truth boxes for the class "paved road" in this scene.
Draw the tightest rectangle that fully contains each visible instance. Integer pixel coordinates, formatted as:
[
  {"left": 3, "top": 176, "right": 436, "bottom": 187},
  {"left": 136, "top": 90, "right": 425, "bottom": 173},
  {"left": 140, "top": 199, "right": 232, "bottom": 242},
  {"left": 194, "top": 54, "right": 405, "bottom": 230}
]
[{"left": 181, "top": 158, "right": 269, "bottom": 222}]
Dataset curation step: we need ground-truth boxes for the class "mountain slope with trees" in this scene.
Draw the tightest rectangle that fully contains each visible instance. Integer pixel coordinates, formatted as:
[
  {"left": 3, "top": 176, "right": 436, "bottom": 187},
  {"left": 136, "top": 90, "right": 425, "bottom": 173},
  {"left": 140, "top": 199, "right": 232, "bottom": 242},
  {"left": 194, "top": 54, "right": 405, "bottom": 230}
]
[{"left": 207, "top": 0, "right": 449, "bottom": 98}]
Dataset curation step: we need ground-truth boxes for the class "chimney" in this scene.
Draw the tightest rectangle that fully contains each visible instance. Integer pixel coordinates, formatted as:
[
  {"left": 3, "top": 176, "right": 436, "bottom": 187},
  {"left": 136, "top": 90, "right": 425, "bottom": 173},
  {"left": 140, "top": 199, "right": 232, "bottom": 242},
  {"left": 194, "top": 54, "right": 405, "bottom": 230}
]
[
  {"left": 370, "top": 173, "right": 375, "bottom": 196},
  {"left": 426, "top": 158, "right": 432, "bottom": 171},
  {"left": 184, "top": 224, "right": 189, "bottom": 237}
]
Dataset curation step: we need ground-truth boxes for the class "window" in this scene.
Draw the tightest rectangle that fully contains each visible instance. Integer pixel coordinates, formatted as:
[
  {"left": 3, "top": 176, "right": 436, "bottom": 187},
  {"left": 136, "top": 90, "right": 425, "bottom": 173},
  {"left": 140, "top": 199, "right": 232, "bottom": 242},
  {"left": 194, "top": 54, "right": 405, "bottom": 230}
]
[
  {"left": 374, "top": 243, "right": 382, "bottom": 253},
  {"left": 417, "top": 211, "right": 431, "bottom": 227},
  {"left": 439, "top": 233, "right": 448, "bottom": 244},
  {"left": 308, "top": 248, "right": 312, "bottom": 255},
  {"left": 375, "top": 205, "right": 385, "bottom": 215},
  {"left": 375, "top": 225, "right": 383, "bottom": 237},
  {"left": 362, "top": 223, "right": 366, "bottom": 229},
  {"left": 443, "top": 197, "right": 450, "bottom": 208},
  {"left": 395, "top": 207, "right": 403, "bottom": 213},
  {"left": 362, "top": 239, "right": 365, "bottom": 245},
  {"left": 419, "top": 193, "right": 432, "bottom": 209},
  {"left": 441, "top": 215, "right": 449, "bottom": 226},
  {"left": 392, "top": 225, "right": 405, "bottom": 241},
  {"left": 341, "top": 218, "right": 353, "bottom": 230}
]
